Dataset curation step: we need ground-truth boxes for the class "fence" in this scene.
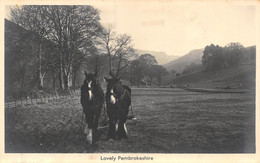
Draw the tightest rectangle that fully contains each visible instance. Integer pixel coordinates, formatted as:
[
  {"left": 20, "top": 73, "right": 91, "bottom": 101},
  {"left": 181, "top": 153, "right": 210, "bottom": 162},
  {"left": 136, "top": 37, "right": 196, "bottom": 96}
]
[{"left": 5, "top": 89, "right": 81, "bottom": 109}]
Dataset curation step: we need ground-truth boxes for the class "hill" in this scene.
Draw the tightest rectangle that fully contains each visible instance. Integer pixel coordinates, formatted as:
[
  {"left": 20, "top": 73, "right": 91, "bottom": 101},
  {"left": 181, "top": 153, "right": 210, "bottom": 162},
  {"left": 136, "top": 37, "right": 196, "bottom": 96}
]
[
  {"left": 135, "top": 49, "right": 178, "bottom": 65},
  {"left": 5, "top": 19, "right": 59, "bottom": 96},
  {"left": 163, "top": 64, "right": 255, "bottom": 89},
  {"left": 163, "top": 49, "right": 204, "bottom": 73}
]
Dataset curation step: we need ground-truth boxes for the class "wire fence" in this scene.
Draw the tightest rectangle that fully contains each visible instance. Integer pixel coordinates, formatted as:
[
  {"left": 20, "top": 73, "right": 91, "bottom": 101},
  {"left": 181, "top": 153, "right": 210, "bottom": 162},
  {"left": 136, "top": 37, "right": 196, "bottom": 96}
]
[{"left": 5, "top": 89, "right": 81, "bottom": 109}]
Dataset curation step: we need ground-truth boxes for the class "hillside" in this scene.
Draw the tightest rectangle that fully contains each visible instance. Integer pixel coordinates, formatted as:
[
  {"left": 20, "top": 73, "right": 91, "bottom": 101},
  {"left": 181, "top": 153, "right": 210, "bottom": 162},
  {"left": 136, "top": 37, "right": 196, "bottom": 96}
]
[
  {"left": 163, "top": 49, "right": 204, "bottom": 73},
  {"left": 5, "top": 19, "right": 59, "bottom": 95},
  {"left": 163, "top": 64, "right": 255, "bottom": 89},
  {"left": 135, "top": 49, "right": 178, "bottom": 65}
]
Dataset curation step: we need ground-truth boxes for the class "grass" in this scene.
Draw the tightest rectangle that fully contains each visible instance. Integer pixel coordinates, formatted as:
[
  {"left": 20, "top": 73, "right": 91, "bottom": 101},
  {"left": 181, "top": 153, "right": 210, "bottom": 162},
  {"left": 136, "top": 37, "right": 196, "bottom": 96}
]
[
  {"left": 163, "top": 64, "right": 255, "bottom": 89},
  {"left": 5, "top": 88, "right": 255, "bottom": 153}
]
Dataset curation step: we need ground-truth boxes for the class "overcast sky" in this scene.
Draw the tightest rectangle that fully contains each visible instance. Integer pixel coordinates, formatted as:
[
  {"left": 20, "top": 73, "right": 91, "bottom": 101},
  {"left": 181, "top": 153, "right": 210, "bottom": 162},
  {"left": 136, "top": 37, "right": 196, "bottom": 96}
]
[
  {"left": 95, "top": 1, "right": 256, "bottom": 56},
  {"left": 5, "top": 1, "right": 256, "bottom": 56}
]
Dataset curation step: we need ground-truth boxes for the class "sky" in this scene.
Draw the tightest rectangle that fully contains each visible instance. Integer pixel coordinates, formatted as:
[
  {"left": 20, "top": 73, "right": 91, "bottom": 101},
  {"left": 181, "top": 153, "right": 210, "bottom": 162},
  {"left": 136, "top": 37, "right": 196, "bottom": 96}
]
[
  {"left": 94, "top": 1, "right": 256, "bottom": 56},
  {"left": 5, "top": 1, "right": 257, "bottom": 57}
]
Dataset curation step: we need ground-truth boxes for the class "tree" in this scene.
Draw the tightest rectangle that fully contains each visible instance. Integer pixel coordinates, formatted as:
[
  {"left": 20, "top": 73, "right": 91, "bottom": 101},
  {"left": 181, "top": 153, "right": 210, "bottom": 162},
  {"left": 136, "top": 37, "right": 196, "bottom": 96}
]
[
  {"left": 128, "top": 59, "right": 143, "bottom": 86},
  {"left": 99, "top": 27, "right": 134, "bottom": 77},
  {"left": 182, "top": 63, "right": 203, "bottom": 74},
  {"left": 202, "top": 44, "right": 224, "bottom": 71},
  {"left": 11, "top": 5, "right": 102, "bottom": 90},
  {"left": 126, "top": 54, "right": 158, "bottom": 86},
  {"left": 224, "top": 42, "right": 245, "bottom": 67},
  {"left": 11, "top": 6, "right": 54, "bottom": 90},
  {"left": 202, "top": 42, "right": 245, "bottom": 72},
  {"left": 139, "top": 53, "right": 158, "bottom": 68},
  {"left": 5, "top": 19, "right": 40, "bottom": 96},
  {"left": 45, "top": 6, "right": 102, "bottom": 90},
  {"left": 139, "top": 54, "right": 158, "bottom": 84},
  {"left": 150, "top": 65, "right": 168, "bottom": 85}
]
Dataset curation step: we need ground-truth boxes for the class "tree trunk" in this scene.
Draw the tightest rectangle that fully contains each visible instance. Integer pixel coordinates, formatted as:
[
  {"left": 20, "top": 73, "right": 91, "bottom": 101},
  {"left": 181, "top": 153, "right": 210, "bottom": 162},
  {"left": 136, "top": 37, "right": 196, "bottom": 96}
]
[
  {"left": 109, "top": 53, "right": 112, "bottom": 74},
  {"left": 63, "top": 67, "right": 72, "bottom": 90},
  {"left": 59, "top": 51, "right": 65, "bottom": 90},
  {"left": 38, "top": 43, "right": 44, "bottom": 90},
  {"left": 63, "top": 74, "right": 68, "bottom": 90},
  {"left": 19, "top": 75, "right": 25, "bottom": 90},
  {"left": 68, "top": 67, "right": 72, "bottom": 87},
  {"left": 72, "top": 74, "right": 76, "bottom": 88},
  {"left": 52, "top": 70, "right": 56, "bottom": 90},
  {"left": 72, "top": 67, "right": 78, "bottom": 88},
  {"left": 38, "top": 74, "right": 44, "bottom": 90}
]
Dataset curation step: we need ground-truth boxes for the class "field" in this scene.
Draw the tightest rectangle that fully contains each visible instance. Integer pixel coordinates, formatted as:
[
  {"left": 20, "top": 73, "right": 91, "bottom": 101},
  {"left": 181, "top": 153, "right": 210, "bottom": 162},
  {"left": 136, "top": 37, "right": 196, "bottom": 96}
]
[
  {"left": 163, "top": 64, "right": 255, "bottom": 89},
  {"left": 5, "top": 88, "right": 255, "bottom": 153}
]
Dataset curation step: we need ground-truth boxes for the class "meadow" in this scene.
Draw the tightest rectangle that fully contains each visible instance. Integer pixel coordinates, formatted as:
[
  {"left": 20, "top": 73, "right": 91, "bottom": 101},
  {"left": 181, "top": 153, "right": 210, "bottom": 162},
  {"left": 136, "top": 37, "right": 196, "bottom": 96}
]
[{"left": 5, "top": 88, "right": 255, "bottom": 153}]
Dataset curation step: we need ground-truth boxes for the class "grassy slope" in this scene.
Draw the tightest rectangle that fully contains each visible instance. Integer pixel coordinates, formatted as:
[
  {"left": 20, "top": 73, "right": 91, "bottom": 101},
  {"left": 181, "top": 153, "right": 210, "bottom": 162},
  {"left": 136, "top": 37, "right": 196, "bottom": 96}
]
[{"left": 163, "top": 64, "right": 255, "bottom": 89}]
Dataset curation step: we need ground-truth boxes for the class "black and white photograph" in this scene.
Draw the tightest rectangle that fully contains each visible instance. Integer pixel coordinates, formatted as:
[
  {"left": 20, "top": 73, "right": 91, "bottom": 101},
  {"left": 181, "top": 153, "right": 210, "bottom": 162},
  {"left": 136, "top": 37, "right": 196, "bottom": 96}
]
[{"left": 1, "top": 0, "right": 259, "bottom": 162}]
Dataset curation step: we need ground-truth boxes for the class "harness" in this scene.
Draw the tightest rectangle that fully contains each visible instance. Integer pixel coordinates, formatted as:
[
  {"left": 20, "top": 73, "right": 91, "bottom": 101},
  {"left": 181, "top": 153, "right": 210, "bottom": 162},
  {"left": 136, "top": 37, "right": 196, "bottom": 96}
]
[
  {"left": 111, "top": 88, "right": 135, "bottom": 121},
  {"left": 115, "top": 89, "right": 127, "bottom": 102}
]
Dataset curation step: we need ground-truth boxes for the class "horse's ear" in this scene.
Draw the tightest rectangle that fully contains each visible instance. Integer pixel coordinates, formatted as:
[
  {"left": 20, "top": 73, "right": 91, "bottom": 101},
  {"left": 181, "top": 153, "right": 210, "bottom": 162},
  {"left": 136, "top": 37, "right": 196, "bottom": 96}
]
[{"left": 104, "top": 77, "right": 109, "bottom": 82}]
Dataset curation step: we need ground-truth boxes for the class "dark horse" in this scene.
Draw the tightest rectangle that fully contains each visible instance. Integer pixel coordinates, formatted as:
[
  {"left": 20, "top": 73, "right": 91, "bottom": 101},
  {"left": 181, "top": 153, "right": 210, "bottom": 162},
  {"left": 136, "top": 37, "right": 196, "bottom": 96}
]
[
  {"left": 81, "top": 71, "right": 104, "bottom": 144},
  {"left": 105, "top": 76, "right": 131, "bottom": 139}
]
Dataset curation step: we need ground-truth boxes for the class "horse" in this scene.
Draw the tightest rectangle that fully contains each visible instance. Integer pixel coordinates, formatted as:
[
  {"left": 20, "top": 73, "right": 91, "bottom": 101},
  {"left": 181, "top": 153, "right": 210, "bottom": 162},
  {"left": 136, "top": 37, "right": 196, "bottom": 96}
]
[
  {"left": 105, "top": 76, "right": 131, "bottom": 139},
  {"left": 80, "top": 71, "right": 104, "bottom": 144}
]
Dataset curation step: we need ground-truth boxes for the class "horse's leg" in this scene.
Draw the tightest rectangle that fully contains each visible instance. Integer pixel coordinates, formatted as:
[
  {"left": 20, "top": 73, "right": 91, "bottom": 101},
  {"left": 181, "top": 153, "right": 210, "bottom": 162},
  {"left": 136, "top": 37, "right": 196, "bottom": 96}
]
[
  {"left": 118, "top": 104, "right": 129, "bottom": 139},
  {"left": 107, "top": 104, "right": 116, "bottom": 139},
  {"left": 118, "top": 118, "right": 128, "bottom": 139},
  {"left": 107, "top": 118, "right": 116, "bottom": 139},
  {"left": 92, "top": 105, "right": 101, "bottom": 143},
  {"left": 84, "top": 108, "right": 94, "bottom": 144},
  {"left": 83, "top": 107, "right": 89, "bottom": 134},
  {"left": 92, "top": 116, "right": 98, "bottom": 143},
  {"left": 108, "top": 117, "right": 116, "bottom": 139}
]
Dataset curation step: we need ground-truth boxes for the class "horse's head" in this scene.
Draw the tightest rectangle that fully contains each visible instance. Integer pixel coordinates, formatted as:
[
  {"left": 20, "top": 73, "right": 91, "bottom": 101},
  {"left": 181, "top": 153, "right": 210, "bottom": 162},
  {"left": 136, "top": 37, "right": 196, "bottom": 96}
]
[
  {"left": 105, "top": 76, "right": 123, "bottom": 104},
  {"left": 83, "top": 71, "right": 97, "bottom": 100}
]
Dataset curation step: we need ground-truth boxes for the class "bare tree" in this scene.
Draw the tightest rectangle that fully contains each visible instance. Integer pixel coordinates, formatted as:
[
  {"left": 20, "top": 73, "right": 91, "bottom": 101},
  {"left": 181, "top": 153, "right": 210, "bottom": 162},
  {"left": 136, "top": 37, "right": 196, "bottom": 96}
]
[
  {"left": 11, "top": 6, "right": 53, "bottom": 90},
  {"left": 99, "top": 27, "right": 134, "bottom": 77},
  {"left": 44, "top": 6, "right": 102, "bottom": 90},
  {"left": 11, "top": 5, "right": 102, "bottom": 90}
]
